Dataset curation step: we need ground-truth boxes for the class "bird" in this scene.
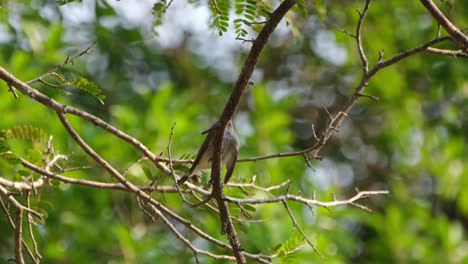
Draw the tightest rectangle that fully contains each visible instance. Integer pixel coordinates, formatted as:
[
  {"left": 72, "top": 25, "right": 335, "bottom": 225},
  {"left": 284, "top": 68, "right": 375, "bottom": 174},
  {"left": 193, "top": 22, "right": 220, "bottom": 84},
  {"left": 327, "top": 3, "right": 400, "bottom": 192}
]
[{"left": 177, "top": 120, "right": 239, "bottom": 185}]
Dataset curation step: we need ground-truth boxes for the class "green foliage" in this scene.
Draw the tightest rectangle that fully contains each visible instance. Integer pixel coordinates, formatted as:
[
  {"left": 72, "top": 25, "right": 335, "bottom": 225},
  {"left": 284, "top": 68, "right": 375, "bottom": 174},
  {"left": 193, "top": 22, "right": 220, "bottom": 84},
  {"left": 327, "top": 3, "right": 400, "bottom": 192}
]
[
  {"left": 152, "top": 0, "right": 173, "bottom": 28},
  {"left": 1, "top": 125, "right": 50, "bottom": 147},
  {"left": 274, "top": 233, "right": 305, "bottom": 264},
  {"left": 210, "top": 0, "right": 231, "bottom": 35},
  {"left": 311, "top": 0, "right": 327, "bottom": 21},
  {"left": 0, "top": 0, "right": 467, "bottom": 263},
  {"left": 55, "top": 0, "right": 80, "bottom": 6},
  {"left": 69, "top": 76, "right": 106, "bottom": 104}
]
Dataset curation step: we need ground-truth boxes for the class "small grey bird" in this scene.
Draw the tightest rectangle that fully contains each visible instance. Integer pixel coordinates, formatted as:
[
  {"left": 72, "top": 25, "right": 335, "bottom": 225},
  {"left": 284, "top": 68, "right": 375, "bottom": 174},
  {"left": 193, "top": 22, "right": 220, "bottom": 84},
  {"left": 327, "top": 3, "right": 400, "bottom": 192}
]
[{"left": 177, "top": 120, "right": 239, "bottom": 185}]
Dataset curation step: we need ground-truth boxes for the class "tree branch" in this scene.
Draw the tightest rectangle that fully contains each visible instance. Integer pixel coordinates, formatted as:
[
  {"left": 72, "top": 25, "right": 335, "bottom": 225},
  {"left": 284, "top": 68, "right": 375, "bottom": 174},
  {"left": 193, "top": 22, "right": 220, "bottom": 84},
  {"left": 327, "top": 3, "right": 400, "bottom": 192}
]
[
  {"left": 425, "top": 47, "right": 468, "bottom": 57},
  {"left": 282, "top": 200, "right": 323, "bottom": 257},
  {"left": 420, "top": 0, "right": 468, "bottom": 50},
  {"left": 0, "top": 66, "right": 174, "bottom": 174},
  {"left": 209, "top": 1, "right": 299, "bottom": 262},
  {"left": 14, "top": 207, "right": 25, "bottom": 264},
  {"left": 26, "top": 43, "right": 96, "bottom": 85},
  {"left": 0, "top": 199, "right": 39, "bottom": 264},
  {"left": 0, "top": 184, "right": 43, "bottom": 219},
  {"left": 18, "top": 159, "right": 179, "bottom": 192},
  {"left": 356, "top": 0, "right": 371, "bottom": 73},
  {"left": 225, "top": 190, "right": 389, "bottom": 207}
]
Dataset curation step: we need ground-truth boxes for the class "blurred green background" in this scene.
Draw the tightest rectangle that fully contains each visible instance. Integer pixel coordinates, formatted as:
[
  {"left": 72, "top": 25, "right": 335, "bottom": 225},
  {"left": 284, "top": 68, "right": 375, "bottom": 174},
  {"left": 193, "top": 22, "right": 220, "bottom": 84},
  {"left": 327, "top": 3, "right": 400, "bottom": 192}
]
[{"left": 0, "top": 0, "right": 467, "bottom": 263}]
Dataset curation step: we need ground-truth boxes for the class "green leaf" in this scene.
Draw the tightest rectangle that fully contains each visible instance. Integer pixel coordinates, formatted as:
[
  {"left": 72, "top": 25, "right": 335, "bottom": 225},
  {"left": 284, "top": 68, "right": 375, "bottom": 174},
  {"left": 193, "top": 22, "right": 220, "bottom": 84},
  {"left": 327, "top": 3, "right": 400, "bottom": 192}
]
[
  {"left": 297, "top": 0, "right": 308, "bottom": 18},
  {"left": 142, "top": 166, "right": 154, "bottom": 180},
  {"left": 243, "top": 204, "right": 256, "bottom": 212},
  {"left": 71, "top": 76, "right": 106, "bottom": 104},
  {"left": 274, "top": 232, "right": 305, "bottom": 262},
  {"left": 1, "top": 125, "right": 50, "bottom": 147},
  {"left": 1, "top": 152, "right": 18, "bottom": 161},
  {"left": 0, "top": 143, "right": 10, "bottom": 153},
  {"left": 17, "top": 170, "right": 30, "bottom": 176},
  {"left": 8, "top": 158, "right": 22, "bottom": 165},
  {"left": 56, "top": 0, "right": 80, "bottom": 6},
  {"left": 312, "top": 0, "right": 327, "bottom": 22}
]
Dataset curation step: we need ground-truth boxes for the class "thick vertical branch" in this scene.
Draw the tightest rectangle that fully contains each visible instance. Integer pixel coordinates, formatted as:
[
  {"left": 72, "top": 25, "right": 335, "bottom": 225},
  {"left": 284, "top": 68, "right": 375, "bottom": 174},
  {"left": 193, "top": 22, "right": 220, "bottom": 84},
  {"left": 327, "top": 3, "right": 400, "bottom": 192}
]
[{"left": 210, "top": 0, "right": 298, "bottom": 263}]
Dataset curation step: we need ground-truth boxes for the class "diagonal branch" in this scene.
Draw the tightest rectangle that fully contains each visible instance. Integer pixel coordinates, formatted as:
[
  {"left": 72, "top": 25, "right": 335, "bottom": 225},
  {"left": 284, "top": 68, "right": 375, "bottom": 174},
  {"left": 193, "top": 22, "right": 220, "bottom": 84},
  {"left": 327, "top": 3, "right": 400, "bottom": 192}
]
[
  {"left": 282, "top": 200, "right": 323, "bottom": 257},
  {"left": 0, "top": 67, "right": 177, "bottom": 170},
  {"left": 420, "top": 0, "right": 468, "bottom": 50},
  {"left": 0, "top": 184, "right": 43, "bottom": 219},
  {"left": 145, "top": 203, "right": 238, "bottom": 263},
  {"left": 55, "top": 111, "right": 269, "bottom": 263},
  {"left": 26, "top": 43, "right": 96, "bottom": 85}
]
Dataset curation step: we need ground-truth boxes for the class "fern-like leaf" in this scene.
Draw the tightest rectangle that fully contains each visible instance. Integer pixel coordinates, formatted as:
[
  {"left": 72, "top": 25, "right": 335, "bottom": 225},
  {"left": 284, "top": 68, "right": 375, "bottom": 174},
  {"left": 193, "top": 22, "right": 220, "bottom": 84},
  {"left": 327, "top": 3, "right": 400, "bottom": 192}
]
[
  {"left": 153, "top": 0, "right": 173, "bottom": 28},
  {"left": 210, "top": 0, "right": 231, "bottom": 35},
  {"left": 274, "top": 232, "right": 305, "bottom": 264},
  {"left": 71, "top": 76, "right": 106, "bottom": 104},
  {"left": 1, "top": 125, "right": 50, "bottom": 147}
]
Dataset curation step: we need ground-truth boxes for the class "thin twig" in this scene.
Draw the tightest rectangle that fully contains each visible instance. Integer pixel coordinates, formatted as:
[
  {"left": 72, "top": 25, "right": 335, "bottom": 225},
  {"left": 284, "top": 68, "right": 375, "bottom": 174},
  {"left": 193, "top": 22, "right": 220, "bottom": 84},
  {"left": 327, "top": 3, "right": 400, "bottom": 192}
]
[
  {"left": 26, "top": 43, "right": 96, "bottom": 85},
  {"left": 20, "top": 157, "right": 178, "bottom": 193},
  {"left": 7, "top": 83, "right": 19, "bottom": 98},
  {"left": 236, "top": 37, "right": 255, "bottom": 43},
  {"left": 225, "top": 190, "right": 389, "bottom": 207},
  {"left": 0, "top": 67, "right": 175, "bottom": 172},
  {"left": 167, "top": 123, "right": 194, "bottom": 205},
  {"left": 26, "top": 192, "right": 42, "bottom": 261},
  {"left": 0, "top": 184, "right": 43, "bottom": 219},
  {"left": 282, "top": 200, "right": 323, "bottom": 257},
  {"left": 146, "top": 203, "right": 237, "bottom": 262},
  {"left": 55, "top": 111, "right": 268, "bottom": 263},
  {"left": 0, "top": 176, "right": 44, "bottom": 191}
]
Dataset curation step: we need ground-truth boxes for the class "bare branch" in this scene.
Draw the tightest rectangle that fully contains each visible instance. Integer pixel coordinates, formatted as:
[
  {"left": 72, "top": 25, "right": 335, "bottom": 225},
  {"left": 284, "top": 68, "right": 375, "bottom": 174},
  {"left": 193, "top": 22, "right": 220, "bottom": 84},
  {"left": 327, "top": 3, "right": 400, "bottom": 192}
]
[
  {"left": 225, "top": 190, "right": 389, "bottom": 207},
  {"left": 336, "top": 26, "right": 356, "bottom": 38},
  {"left": 238, "top": 150, "right": 317, "bottom": 162},
  {"left": 356, "top": 0, "right": 372, "bottom": 73},
  {"left": 7, "top": 83, "right": 18, "bottom": 98},
  {"left": 0, "top": 176, "right": 44, "bottom": 191},
  {"left": 420, "top": 0, "right": 468, "bottom": 50},
  {"left": 146, "top": 203, "right": 238, "bottom": 262},
  {"left": 425, "top": 47, "right": 468, "bottom": 58},
  {"left": 54, "top": 112, "right": 269, "bottom": 262},
  {"left": 166, "top": 123, "right": 195, "bottom": 205},
  {"left": 14, "top": 208, "right": 25, "bottom": 264},
  {"left": 235, "top": 37, "right": 255, "bottom": 43},
  {"left": 26, "top": 192, "right": 42, "bottom": 261},
  {"left": 17, "top": 159, "right": 177, "bottom": 192},
  {"left": 0, "top": 184, "right": 43, "bottom": 219},
  {"left": 282, "top": 200, "right": 323, "bottom": 257},
  {"left": 0, "top": 199, "right": 39, "bottom": 264},
  {"left": 0, "top": 67, "right": 174, "bottom": 173},
  {"left": 226, "top": 179, "right": 291, "bottom": 196},
  {"left": 26, "top": 43, "right": 96, "bottom": 85}
]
